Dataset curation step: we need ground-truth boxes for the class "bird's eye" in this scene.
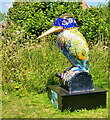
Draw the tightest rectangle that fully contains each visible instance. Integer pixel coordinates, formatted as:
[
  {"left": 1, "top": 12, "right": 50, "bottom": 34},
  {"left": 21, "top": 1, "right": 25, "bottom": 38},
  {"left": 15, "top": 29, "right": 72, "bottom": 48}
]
[
  {"left": 69, "top": 18, "right": 73, "bottom": 23},
  {"left": 62, "top": 20, "right": 68, "bottom": 25}
]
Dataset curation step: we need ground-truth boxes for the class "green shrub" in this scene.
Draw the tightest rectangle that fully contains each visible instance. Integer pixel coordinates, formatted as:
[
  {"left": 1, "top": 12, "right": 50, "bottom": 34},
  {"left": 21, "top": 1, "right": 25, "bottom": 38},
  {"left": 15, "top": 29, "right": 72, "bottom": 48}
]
[{"left": 7, "top": 2, "right": 109, "bottom": 46}]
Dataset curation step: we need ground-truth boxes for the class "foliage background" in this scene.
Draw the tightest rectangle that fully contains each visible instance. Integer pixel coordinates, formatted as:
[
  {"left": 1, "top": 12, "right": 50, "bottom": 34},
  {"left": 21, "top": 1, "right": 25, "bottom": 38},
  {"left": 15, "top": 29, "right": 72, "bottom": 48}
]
[
  {"left": 2, "top": 2, "right": 109, "bottom": 96},
  {"left": 7, "top": 2, "right": 109, "bottom": 45}
]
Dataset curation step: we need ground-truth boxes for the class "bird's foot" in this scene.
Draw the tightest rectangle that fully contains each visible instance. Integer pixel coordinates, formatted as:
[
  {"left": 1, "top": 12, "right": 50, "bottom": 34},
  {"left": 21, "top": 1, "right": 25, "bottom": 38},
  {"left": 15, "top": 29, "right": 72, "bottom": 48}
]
[
  {"left": 55, "top": 67, "right": 81, "bottom": 81},
  {"left": 55, "top": 72, "right": 65, "bottom": 80}
]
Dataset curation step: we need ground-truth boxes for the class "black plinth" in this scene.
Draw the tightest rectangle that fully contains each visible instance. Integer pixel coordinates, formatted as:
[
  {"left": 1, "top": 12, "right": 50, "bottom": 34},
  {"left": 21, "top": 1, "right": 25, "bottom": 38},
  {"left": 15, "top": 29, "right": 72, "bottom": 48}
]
[{"left": 47, "top": 85, "right": 108, "bottom": 112}]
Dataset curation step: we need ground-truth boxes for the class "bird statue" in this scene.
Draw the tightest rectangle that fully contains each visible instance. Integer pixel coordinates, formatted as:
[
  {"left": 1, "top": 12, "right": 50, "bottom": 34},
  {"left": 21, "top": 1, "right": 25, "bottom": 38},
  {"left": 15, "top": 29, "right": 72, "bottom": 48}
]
[{"left": 37, "top": 14, "right": 93, "bottom": 92}]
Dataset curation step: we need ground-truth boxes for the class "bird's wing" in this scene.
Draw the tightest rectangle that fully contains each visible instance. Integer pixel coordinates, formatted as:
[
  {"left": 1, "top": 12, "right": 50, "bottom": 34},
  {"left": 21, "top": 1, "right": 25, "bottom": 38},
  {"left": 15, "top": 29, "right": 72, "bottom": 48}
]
[{"left": 64, "top": 29, "right": 89, "bottom": 61}]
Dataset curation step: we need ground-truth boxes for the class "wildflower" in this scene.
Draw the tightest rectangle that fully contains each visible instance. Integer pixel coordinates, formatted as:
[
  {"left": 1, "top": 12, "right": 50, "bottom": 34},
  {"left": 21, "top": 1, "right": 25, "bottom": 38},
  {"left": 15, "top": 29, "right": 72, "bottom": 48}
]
[
  {"left": 16, "top": 30, "right": 20, "bottom": 35},
  {"left": 21, "top": 30, "right": 25, "bottom": 33},
  {"left": 11, "top": 68, "right": 14, "bottom": 70},
  {"left": 13, "top": 32, "right": 16, "bottom": 36},
  {"left": 17, "top": 26, "right": 20, "bottom": 29},
  {"left": 1, "top": 36, "right": 5, "bottom": 40},
  {"left": 11, "top": 21, "right": 13, "bottom": 26},
  {"left": 10, "top": 80, "right": 13, "bottom": 82},
  {"left": 5, "top": 92, "right": 7, "bottom": 95},
  {"left": 27, "top": 35, "right": 29, "bottom": 39},
  {"left": 37, "top": 45, "right": 42, "bottom": 48},
  {"left": 8, "top": 30, "right": 11, "bottom": 34},
  {"left": 51, "top": 20, "right": 53, "bottom": 23}
]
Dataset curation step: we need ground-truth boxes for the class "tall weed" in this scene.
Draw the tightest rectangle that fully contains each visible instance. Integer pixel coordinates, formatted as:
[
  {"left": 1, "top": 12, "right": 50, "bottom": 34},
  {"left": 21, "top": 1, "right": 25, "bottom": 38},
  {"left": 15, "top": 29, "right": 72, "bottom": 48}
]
[
  {"left": 89, "top": 42, "right": 108, "bottom": 89},
  {"left": 2, "top": 35, "right": 108, "bottom": 95}
]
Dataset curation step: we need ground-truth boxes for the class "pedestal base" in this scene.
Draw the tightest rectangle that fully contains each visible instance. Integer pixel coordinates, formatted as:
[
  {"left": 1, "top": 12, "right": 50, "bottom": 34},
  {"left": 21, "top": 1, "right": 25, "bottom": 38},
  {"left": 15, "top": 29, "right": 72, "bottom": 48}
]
[{"left": 47, "top": 85, "right": 107, "bottom": 112}]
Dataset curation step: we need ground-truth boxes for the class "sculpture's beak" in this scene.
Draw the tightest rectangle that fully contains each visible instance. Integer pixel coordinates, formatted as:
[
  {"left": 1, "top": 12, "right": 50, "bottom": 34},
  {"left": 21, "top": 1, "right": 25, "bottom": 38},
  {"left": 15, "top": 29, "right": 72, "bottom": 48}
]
[{"left": 37, "top": 26, "right": 63, "bottom": 39}]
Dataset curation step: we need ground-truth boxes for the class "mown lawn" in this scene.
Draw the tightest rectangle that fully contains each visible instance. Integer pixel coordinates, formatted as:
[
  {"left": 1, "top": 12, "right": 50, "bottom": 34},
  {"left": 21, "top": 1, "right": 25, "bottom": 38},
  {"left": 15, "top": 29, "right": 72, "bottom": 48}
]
[{"left": 2, "top": 90, "right": 108, "bottom": 118}]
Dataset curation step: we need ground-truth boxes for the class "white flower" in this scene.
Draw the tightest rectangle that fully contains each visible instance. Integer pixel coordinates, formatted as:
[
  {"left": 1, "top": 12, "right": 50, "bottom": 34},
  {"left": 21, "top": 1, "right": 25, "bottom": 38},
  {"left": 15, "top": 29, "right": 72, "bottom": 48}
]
[
  {"left": 10, "top": 80, "right": 13, "bottom": 82},
  {"left": 13, "top": 32, "right": 16, "bottom": 36},
  {"left": 11, "top": 22, "right": 13, "bottom": 26},
  {"left": 27, "top": 35, "right": 29, "bottom": 39},
  {"left": 17, "top": 26, "right": 20, "bottom": 29},
  {"left": 1, "top": 36, "right": 5, "bottom": 40},
  {"left": 21, "top": 30, "right": 25, "bottom": 33},
  {"left": 51, "top": 20, "right": 53, "bottom": 23},
  {"left": 5, "top": 92, "right": 7, "bottom": 95},
  {"left": 11, "top": 68, "right": 14, "bottom": 70},
  {"left": 16, "top": 74, "right": 18, "bottom": 76},
  {"left": 16, "top": 30, "right": 20, "bottom": 35}
]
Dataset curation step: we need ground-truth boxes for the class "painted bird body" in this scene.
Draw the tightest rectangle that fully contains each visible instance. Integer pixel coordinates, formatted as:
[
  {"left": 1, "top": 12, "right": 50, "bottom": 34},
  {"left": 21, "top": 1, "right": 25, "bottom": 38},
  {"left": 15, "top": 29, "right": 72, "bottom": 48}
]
[
  {"left": 38, "top": 14, "right": 90, "bottom": 73},
  {"left": 57, "top": 28, "right": 90, "bottom": 71}
]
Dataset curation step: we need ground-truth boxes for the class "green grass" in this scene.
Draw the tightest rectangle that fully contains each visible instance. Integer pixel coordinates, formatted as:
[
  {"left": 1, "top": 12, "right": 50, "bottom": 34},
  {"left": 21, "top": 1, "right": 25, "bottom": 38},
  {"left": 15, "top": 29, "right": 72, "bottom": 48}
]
[
  {"left": 2, "top": 40, "right": 72, "bottom": 94},
  {"left": 2, "top": 33, "right": 109, "bottom": 118},
  {"left": 2, "top": 91, "right": 108, "bottom": 118},
  {"left": 2, "top": 40, "right": 108, "bottom": 94},
  {"left": 89, "top": 42, "right": 108, "bottom": 90}
]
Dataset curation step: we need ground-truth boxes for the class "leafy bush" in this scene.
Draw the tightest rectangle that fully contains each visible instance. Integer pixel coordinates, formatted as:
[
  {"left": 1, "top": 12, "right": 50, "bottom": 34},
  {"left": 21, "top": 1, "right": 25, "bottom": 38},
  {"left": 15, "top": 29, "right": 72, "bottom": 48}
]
[{"left": 7, "top": 2, "right": 109, "bottom": 46}]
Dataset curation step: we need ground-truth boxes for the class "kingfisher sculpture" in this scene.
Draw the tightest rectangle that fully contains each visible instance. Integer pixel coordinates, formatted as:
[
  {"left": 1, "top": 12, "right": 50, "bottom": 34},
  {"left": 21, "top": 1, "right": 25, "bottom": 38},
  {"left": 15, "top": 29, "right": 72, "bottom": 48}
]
[{"left": 38, "top": 14, "right": 94, "bottom": 92}]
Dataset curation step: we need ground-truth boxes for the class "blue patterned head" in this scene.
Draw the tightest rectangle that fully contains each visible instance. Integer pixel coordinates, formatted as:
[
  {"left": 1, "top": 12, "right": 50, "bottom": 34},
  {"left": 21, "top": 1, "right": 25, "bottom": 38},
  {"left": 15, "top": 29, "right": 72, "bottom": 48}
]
[
  {"left": 37, "top": 14, "right": 77, "bottom": 39},
  {"left": 54, "top": 14, "right": 77, "bottom": 29}
]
